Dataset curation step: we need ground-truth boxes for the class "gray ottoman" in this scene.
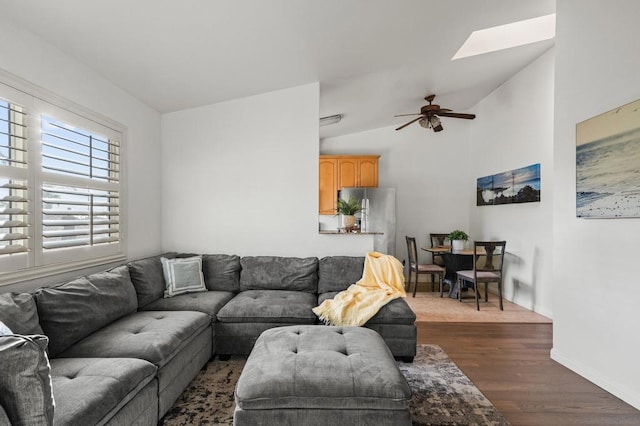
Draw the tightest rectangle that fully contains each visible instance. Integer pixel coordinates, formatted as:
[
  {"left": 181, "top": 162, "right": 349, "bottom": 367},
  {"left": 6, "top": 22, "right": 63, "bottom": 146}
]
[{"left": 234, "top": 325, "right": 412, "bottom": 426}]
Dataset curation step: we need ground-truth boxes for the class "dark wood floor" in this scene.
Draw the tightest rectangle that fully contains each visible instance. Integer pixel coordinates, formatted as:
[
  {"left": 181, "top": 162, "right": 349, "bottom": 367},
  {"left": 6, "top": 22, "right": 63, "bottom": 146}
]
[{"left": 417, "top": 322, "right": 640, "bottom": 426}]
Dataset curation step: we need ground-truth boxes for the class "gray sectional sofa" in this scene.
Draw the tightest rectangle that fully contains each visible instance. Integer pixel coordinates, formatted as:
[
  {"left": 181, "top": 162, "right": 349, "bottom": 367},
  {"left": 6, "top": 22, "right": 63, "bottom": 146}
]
[{"left": 0, "top": 253, "right": 417, "bottom": 425}]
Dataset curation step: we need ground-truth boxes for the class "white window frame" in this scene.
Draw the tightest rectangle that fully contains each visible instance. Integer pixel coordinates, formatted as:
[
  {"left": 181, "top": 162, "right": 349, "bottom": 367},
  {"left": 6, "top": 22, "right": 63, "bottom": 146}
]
[{"left": 0, "top": 70, "right": 127, "bottom": 286}]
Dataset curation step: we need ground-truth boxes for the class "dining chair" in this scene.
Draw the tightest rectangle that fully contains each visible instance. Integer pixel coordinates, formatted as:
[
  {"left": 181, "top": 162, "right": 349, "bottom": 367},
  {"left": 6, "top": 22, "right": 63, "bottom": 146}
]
[
  {"left": 429, "top": 233, "right": 449, "bottom": 267},
  {"left": 405, "top": 236, "right": 445, "bottom": 297},
  {"left": 455, "top": 241, "right": 506, "bottom": 310}
]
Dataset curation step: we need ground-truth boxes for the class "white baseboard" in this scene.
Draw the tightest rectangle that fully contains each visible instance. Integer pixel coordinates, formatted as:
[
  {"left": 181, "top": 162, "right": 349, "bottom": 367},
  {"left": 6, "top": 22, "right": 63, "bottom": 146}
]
[{"left": 550, "top": 348, "right": 640, "bottom": 410}]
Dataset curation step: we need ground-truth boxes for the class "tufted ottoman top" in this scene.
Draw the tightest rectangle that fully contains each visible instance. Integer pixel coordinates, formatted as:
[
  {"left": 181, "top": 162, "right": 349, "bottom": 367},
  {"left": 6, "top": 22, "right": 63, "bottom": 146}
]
[{"left": 235, "top": 325, "right": 411, "bottom": 411}]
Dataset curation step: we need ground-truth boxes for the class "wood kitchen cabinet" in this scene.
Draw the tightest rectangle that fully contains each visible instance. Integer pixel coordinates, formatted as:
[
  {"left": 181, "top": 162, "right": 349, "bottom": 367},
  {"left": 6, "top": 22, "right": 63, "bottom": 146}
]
[
  {"left": 356, "top": 157, "right": 378, "bottom": 187},
  {"left": 319, "top": 155, "right": 379, "bottom": 214},
  {"left": 319, "top": 158, "right": 338, "bottom": 215}
]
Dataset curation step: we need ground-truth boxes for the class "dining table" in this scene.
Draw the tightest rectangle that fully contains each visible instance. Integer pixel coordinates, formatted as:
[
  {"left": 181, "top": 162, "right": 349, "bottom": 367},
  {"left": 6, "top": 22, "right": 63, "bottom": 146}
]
[{"left": 421, "top": 245, "right": 486, "bottom": 298}]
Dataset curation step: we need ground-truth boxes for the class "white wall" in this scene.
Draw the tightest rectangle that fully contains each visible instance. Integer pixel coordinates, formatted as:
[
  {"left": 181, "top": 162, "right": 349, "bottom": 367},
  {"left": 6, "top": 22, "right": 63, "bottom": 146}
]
[
  {"left": 161, "top": 83, "right": 371, "bottom": 257},
  {"left": 552, "top": 0, "right": 640, "bottom": 409},
  {"left": 0, "top": 16, "right": 163, "bottom": 292},
  {"left": 468, "top": 49, "right": 555, "bottom": 318},
  {"left": 320, "top": 119, "right": 472, "bottom": 267}
]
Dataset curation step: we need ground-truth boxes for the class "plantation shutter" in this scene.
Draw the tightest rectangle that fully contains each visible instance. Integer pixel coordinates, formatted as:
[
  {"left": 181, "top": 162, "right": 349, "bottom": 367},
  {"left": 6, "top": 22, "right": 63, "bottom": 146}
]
[
  {"left": 40, "top": 114, "right": 121, "bottom": 253},
  {"left": 0, "top": 98, "right": 29, "bottom": 257}
]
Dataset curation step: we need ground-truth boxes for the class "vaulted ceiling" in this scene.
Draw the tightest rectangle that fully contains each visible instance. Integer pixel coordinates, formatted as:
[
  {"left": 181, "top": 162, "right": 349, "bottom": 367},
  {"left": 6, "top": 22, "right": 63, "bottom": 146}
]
[{"left": 1, "top": 0, "right": 555, "bottom": 138}]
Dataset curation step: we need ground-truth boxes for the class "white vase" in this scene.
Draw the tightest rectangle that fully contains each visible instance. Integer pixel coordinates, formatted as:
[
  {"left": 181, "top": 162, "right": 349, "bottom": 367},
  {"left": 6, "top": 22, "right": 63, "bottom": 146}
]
[
  {"left": 341, "top": 214, "right": 356, "bottom": 230},
  {"left": 452, "top": 239, "right": 465, "bottom": 251}
]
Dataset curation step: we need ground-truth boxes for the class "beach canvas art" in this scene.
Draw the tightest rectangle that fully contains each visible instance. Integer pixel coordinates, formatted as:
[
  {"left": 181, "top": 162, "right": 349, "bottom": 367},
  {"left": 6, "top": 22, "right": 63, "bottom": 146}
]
[
  {"left": 576, "top": 98, "right": 640, "bottom": 218},
  {"left": 477, "top": 164, "right": 540, "bottom": 206}
]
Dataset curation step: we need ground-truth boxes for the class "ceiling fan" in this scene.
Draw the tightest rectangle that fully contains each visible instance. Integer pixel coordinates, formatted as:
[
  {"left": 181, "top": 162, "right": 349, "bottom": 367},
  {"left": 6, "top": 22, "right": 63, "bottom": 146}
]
[{"left": 395, "top": 94, "right": 476, "bottom": 132}]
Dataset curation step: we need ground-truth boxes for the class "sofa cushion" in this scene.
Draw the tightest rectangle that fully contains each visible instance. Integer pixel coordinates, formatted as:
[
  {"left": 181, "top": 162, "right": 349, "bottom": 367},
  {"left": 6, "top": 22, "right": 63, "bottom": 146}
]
[
  {"left": 318, "top": 256, "right": 365, "bottom": 294},
  {"left": 202, "top": 254, "right": 241, "bottom": 292},
  {"left": 240, "top": 256, "right": 318, "bottom": 293},
  {"left": 57, "top": 310, "right": 211, "bottom": 368},
  {"left": 161, "top": 256, "right": 207, "bottom": 297},
  {"left": 0, "top": 292, "right": 44, "bottom": 335},
  {"left": 127, "top": 252, "right": 177, "bottom": 308},
  {"left": 34, "top": 265, "right": 138, "bottom": 357},
  {"left": 217, "top": 290, "right": 317, "bottom": 324},
  {"left": 0, "top": 334, "right": 55, "bottom": 426},
  {"left": 51, "top": 357, "right": 156, "bottom": 426},
  {"left": 318, "top": 292, "right": 416, "bottom": 325},
  {"left": 142, "top": 290, "right": 235, "bottom": 320},
  {"left": 317, "top": 291, "right": 338, "bottom": 305}
]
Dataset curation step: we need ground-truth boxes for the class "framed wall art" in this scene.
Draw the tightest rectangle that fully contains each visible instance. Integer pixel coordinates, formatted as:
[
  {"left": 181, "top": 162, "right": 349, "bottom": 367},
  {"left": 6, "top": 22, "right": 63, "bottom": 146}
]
[
  {"left": 477, "top": 163, "right": 540, "bottom": 206},
  {"left": 576, "top": 98, "right": 640, "bottom": 218}
]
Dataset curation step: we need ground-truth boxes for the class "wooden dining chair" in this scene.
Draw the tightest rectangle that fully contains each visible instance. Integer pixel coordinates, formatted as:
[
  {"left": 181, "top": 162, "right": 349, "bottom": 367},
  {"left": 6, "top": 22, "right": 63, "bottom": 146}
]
[
  {"left": 456, "top": 241, "right": 506, "bottom": 310},
  {"left": 429, "top": 233, "right": 449, "bottom": 266},
  {"left": 405, "top": 236, "right": 445, "bottom": 297}
]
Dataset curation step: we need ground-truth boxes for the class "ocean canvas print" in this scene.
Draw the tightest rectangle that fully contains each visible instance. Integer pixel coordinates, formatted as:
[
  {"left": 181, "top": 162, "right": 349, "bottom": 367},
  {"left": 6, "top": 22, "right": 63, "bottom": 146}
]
[
  {"left": 576, "top": 98, "right": 640, "bottom": 218},
  {"left": 477, "top": 164, "right": 540, "bottom": 206}
]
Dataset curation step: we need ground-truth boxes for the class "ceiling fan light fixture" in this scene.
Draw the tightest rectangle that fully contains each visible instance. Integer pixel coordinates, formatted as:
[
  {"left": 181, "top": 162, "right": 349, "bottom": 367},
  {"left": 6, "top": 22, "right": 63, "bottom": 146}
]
[
  {"left": 418, "top": 116, "right": 430, "bottom": 129},
  {"left": 430, "top": 115, "right": 443, "bottom": 132},
  {"left": 394, "top": 93, "right": 474, "bottom": 132}
]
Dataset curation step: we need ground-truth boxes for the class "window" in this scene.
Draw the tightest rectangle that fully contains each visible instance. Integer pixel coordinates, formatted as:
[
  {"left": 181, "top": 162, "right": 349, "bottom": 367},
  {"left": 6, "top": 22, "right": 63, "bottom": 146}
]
[
  {"left": 40, "top": 113, "right": 121, "bottom": 254},
  {"left": 0, "top": 99, "right": 29, "bottom": 257},
  {"left": 0, "top": 83, "right": 32, "bottom": 275},
  {"left": 42, "top": 184, "right": 120, "bottom": 250},
  {"left": 0, "top": 78, "right": 126, "bottom": 284}
]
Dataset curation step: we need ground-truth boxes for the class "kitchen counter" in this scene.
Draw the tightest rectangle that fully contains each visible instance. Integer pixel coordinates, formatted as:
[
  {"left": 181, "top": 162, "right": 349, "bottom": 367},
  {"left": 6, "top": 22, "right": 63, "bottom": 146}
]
[{"left": 319, "top": 230, "right": 383, "bottom": 235}]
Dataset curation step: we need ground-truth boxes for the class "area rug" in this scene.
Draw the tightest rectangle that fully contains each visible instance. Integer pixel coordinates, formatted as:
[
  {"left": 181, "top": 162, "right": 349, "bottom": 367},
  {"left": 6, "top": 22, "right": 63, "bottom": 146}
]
[{"left": 160, "top": 344, "right": 509, "bottom": 426}]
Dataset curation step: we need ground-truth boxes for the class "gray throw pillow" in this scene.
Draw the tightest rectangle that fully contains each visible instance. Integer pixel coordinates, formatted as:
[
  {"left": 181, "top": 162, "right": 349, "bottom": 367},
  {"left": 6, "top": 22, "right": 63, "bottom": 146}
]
[
  {"left": 0, "top": 334, "right": 55, "bottom": 426},
  {"left": 161, "top": 256, "right": 207, "bottom": 297},
  {"left": 0, "top": 404, "right": 10, "bottom": 426},
  {"left": 0, "top": 292, "right": 44, "bottom": 335}
]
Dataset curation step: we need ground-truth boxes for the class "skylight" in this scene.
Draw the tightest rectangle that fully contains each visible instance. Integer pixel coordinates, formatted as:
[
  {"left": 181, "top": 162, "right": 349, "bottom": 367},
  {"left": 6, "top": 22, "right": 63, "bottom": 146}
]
[{"left": 452, "top": 13, "right": 556, "bottom": 60}]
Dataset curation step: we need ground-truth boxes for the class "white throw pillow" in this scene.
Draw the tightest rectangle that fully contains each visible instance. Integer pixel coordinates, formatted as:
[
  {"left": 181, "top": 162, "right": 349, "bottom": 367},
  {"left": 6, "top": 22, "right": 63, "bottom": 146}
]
[
  {"left": 0, "top": 320, "right": 13, "bottom": 335},
  {"left": 161, "top": 256, "right": 207, "bottom": 298}
]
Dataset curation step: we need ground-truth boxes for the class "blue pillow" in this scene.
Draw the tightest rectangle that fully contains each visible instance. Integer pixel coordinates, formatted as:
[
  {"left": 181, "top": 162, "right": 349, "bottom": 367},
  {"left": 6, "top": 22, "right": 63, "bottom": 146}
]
[{"left": 161, "top": 256, "right": 207, "bottom": 297}]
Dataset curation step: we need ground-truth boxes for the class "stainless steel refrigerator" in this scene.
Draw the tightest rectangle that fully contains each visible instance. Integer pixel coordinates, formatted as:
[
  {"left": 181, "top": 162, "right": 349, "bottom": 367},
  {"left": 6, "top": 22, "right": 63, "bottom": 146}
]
[{"left": 338, "top": 187, "right": 396, "bottom": 256}]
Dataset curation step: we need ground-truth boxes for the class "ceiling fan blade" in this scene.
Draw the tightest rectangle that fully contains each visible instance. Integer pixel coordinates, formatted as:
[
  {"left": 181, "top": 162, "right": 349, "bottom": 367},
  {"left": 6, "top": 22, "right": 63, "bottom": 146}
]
[
  {"left": 437, "top": 112, "right": 476, "bottom": 120},
  {"left": 435, "top": 108, "right": 452, "bottom": 113},
  {"left": 395, "top": 116, "right": 423, "bottom": 131},
  {"left": 394, "top": 113, "right": 423, "bottom": 117}
]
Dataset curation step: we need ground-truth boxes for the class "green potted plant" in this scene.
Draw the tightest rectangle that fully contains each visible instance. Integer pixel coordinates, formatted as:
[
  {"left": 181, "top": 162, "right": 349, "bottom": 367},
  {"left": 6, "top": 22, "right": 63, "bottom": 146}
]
[
  {"left": 448, "top": 229, "right": 469, "bottom": 251},
  {"left": 336, "top": 196, "right": 364, "bottom": 230}
]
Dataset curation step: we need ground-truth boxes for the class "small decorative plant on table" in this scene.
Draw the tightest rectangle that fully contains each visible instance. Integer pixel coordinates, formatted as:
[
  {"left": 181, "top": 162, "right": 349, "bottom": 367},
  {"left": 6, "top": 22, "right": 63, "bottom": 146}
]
[
  {"left": 336, "top": 196, "right": 364, "bottom": 231},
  {"left": 448, "top": 229, "right": 469, "bottom": 251}
]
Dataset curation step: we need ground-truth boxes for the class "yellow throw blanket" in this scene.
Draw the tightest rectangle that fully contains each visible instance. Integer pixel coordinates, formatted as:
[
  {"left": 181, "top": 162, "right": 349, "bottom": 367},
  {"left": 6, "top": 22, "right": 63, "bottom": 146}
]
[{"left": 313, "top": 251, "right": 406, "bottom": 326}]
